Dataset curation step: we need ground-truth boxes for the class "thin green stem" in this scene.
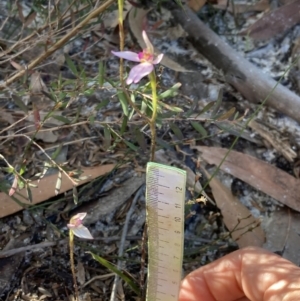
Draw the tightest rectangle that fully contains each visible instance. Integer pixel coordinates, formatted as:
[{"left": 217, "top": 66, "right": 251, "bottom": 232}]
[
  {"left": 117, "top": 0, "right": 125, "bottom": 87},
  {"left": 149, "top": 71, "right": 158, "bottom": 162},
  {"left": 69, "top": 230, "right": 79, "bottom": 300}
]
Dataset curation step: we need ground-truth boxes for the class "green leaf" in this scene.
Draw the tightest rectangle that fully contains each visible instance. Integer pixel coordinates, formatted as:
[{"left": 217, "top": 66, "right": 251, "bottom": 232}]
[
  {"left": 84, "top": 88, "right": 95, "bottom": 96},
  {"left": 51, "top": 144, "right": 63, "bottom": 160},
  {"left": 199, "top": 101, "right": 216, "bottom": 115},
  {"left": 191, "top": 121, "right": 207, "bottom": 137},
  {"left": 211, "top": 89, "right": 223, "bottom": 118},
  {"left": 73, "top": 186, "right": 78, "bottom": 204},
  {"left": 11, "top": 94, "right": 28, "bottom": 113},
  {"left": 89, "top": 252, "right": 140, "bottom": 295},
  {"left": 52, "top": 115, "right": 71, "bottom": 124},
  {"left": 64, "top": 54, "right": 78, "bottom": 76},
  {"left": 169, "top": 123, "right": 184, "bottom": 140},
  {"left": 26, "top": 185, "right": 32, "bottom": 203},
  {"left": 95, "top": 99, "right": 109, "bottom": 110},
  {"left": 124, "top": 140, "right": 138, "bottom": 151},
  {"left": 103, "top": 126, "right": 111, "bottom": 149},
  {"left": 98, "top": 61, "right": 105, "bottom": 87},
  {"left": 117, "top": 92, "right": 129, "bottom": 116},
  {"left": 159, "top": 100, "right": 183, "bottom": 113},
  {"left": 158, "top": 82, "right": 181, "bottom": 99},
  {"left": 88, "top": 115, "right": 95, "bottom": 124},
  {"left": 120, "top": 115, "right": 128, "bottom": 135},
  {"left": 215, "top": 107, "right": 236, "bottom": 121}
]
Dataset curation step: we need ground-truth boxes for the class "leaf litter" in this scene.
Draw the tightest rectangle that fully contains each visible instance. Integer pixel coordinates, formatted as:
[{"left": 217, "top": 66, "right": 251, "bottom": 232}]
[{"left": 0, "top": 0, "right": 300, "bottom": 299}]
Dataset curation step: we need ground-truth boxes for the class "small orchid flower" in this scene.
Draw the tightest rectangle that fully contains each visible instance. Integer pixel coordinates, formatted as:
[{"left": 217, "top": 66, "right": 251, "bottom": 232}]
[
  {"left": 112, "top": 31, "right": 164, "bottom": 85},
  {"left": 67, "top": 213, "right": 93, "bottom": 239}
]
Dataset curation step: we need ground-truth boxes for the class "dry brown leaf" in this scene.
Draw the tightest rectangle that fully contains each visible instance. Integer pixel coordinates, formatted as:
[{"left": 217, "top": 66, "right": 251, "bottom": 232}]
[
  {"left": 196, "top": 146, "right": 300, "bottom": 212},
  {"left": 30, "top": 71, "right": 48, "bottom": 94},
  {"left": 202, "top": 167, "right": 265, "bottom": 248},
  {"left": 244, "top": 0, "right": 300, "bottom": 41},
  {"left": 0, "top": 164, "right": 115, "bottom": 218},
  {"left": 24, "top": 11, "right": 37, "bottom": 28},
  {"left": 214, "top": 0, "right": 269, "bottom": 13},
  {"left": 263, "top": 207, "right": 300, "bottom": 265},
  {"left": 188, "top": 0, "right": 206, "bottom": 11}
]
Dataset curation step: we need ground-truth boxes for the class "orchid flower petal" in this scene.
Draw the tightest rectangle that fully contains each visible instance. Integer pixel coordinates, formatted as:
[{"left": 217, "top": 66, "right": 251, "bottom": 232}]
[
  {"left": 153, "top": 53, "right": 164, "bottom": 64},
  {"left": 73, "top": 212, "right": 87, "bottom": 221},
  {"left": 111, "top": 51, "right": 140, "bottom": 62},
  {"left": 126, "top": 62, "right": 154, "bottom": 85},
  {"left": 142, "top": 31, "right": 154, "bottom": 54},
  {"left": 72, "top": 225, "right": 94, "bottom": 239}
]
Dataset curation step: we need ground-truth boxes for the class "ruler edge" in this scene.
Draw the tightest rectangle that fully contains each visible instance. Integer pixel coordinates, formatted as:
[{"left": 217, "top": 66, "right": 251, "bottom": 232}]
[{"left": 145, "top": 162, "right": 187, "bottom": 301}]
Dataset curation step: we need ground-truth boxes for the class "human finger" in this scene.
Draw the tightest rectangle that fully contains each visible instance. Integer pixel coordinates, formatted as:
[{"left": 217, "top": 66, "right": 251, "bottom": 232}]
[{"left": 179, "top": 247, "right": 300, "bottom": 301}]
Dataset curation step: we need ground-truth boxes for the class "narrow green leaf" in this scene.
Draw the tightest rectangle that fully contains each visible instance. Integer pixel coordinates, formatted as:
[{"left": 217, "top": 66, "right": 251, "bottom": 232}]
[
  {"left": 103, "top": 126, "right": 111, "bottom": 149},
  {"left": 158, "top": 82, "right": 181, "bottom": 99},
  {"left": 124, "top": 140, "right": 138, "bottom": 151},
  {"left": 73, "top": 186, "right": 78, "bottom": 204},
  {"left": 117, "top": 92, "right": 129, "bottom": 116},
  {"left": 95, "top": 99, "right": 109, "bottom": 110},
  {"left": 120, "top": 115, "right": 128, "bottom": 135},
  {"left": 89, "top": 252, "right": 140, "bottom": 295},
  {"left": 52, "top": 115, "right": 71, "bottom": 124},
  {"left": 51, "top": 144, "right": 63, "bottom": 160},
  {"left": 159, "top": 101, "right": 184, "bottom": 113},
  {"left": 11, "top": 94, "right": 28, "bottom": 113},
  {"left": 135, "top": 127, "right": 147, "bottom": 151},
  {"left": 191, "top": 121, "right": 207, "bottom": 137},
  {"left": 98, "top": 61, "right": 105, "bottom": 87},
  {"left": 26, "top": 185, "right": 32, "bottom": 203},
  {"left": 88, "top": 115, "right": 95, "bottom": 124},
  {"left": 233, "top": 111, "right": 240, "bottom": 120},
  {"left": 211, "top": 89, "right": 223, "bottom": 118},
  {"left": 42, "top": 90, "right": 57, "bottom": 102},
  {"left": 169, "top": 123, "right": 184, "bottom": 140},
  {"left": 84, "top": 88, "right": 95, "bottom": 96},
  {"left": 64, "top": 54, "right": 78, "bottom": 76},
  {"left": 199, "top": 101, "right": 216, "bottom": 116},
  {"left": 215, "top": 107, "right": 236, "bottom": 121},
  {"left": 19, "top": 165, "right": 26, "bottom": 175}
]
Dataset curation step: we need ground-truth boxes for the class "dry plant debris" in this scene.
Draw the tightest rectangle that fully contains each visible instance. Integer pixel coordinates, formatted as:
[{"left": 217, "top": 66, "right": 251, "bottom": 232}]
[{"left": 0, "top": 0, "right": 300, "bottom": 299}]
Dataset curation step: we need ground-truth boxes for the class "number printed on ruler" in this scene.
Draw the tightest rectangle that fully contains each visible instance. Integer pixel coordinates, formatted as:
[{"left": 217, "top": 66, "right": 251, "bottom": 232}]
[{"left": 146, "top": 163, "right": 186, "bottom": 301}]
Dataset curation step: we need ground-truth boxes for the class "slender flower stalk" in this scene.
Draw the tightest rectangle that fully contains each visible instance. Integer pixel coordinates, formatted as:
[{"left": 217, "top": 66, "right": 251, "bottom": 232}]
[
  {"left": 117, "top": 0, "right": 125, "bottom": 87},
  {"left": 68, "top": 213, "right": 93, "bottom": 300},
  {"left": 112, "top": 31, "right": 163, "bottom": 161},
  {"left": 148, "top": 71, "right": 158, "bottom": 162}
]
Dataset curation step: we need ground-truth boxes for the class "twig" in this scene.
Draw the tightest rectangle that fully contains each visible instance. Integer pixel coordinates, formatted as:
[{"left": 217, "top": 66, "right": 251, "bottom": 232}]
[
  {"left": 80, "top": 273, "right": 115, "bottom": 289},
  {"left": 0, "top": 0, "right": 115, "bottom": 90},
  {"left": 164, "top": 3, "right": 300, "bottom": 124},
  {"left": 0, "top": 241, "right": 56, "bottom": 258},
  {"left": 109, "top": 186, "right": 144, "bottom": 301},
  {"left": 19, "top": 134, "right": 77, "bottom": 186}
]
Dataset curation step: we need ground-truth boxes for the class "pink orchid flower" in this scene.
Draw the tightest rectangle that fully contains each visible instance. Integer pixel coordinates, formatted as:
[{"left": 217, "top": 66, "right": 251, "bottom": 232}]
[
  {"left": 112, "top": 31, "right": 164, "bottom": 85},
  {"left": 67, "top": 212, "right": 93, "bottom": 239}
]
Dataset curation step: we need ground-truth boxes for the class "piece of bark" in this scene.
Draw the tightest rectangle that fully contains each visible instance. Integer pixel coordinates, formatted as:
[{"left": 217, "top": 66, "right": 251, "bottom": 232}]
[
  {"left": 163, "top": 3, "right": 300, "bottom": 124},
  {"left": 196, "top": 146, "right": 300, "bottom": 212},
  {"left": 0, "top": 164, "right": 115, "bottom": 218},
  {"left": 78, "top": 176, "right": 145, "bottom": 225},
  {"left": 245, "top": 0, "right": 300, "bottom": 41}
]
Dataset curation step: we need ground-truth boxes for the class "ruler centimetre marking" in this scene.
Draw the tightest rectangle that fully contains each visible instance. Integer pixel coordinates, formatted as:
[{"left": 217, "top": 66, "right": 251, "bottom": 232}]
[{"left": 146, "top": 162, "right": 186, "bottom": 301}]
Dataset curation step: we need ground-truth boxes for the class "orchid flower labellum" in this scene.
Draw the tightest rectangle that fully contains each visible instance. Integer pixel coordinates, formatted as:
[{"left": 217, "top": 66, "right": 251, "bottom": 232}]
[
  {"left": 112, "top": 31, "right": 164, "bottom": 85},
  {"left": 67, "top": 212, "right": 93, "bottom": 239}
]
